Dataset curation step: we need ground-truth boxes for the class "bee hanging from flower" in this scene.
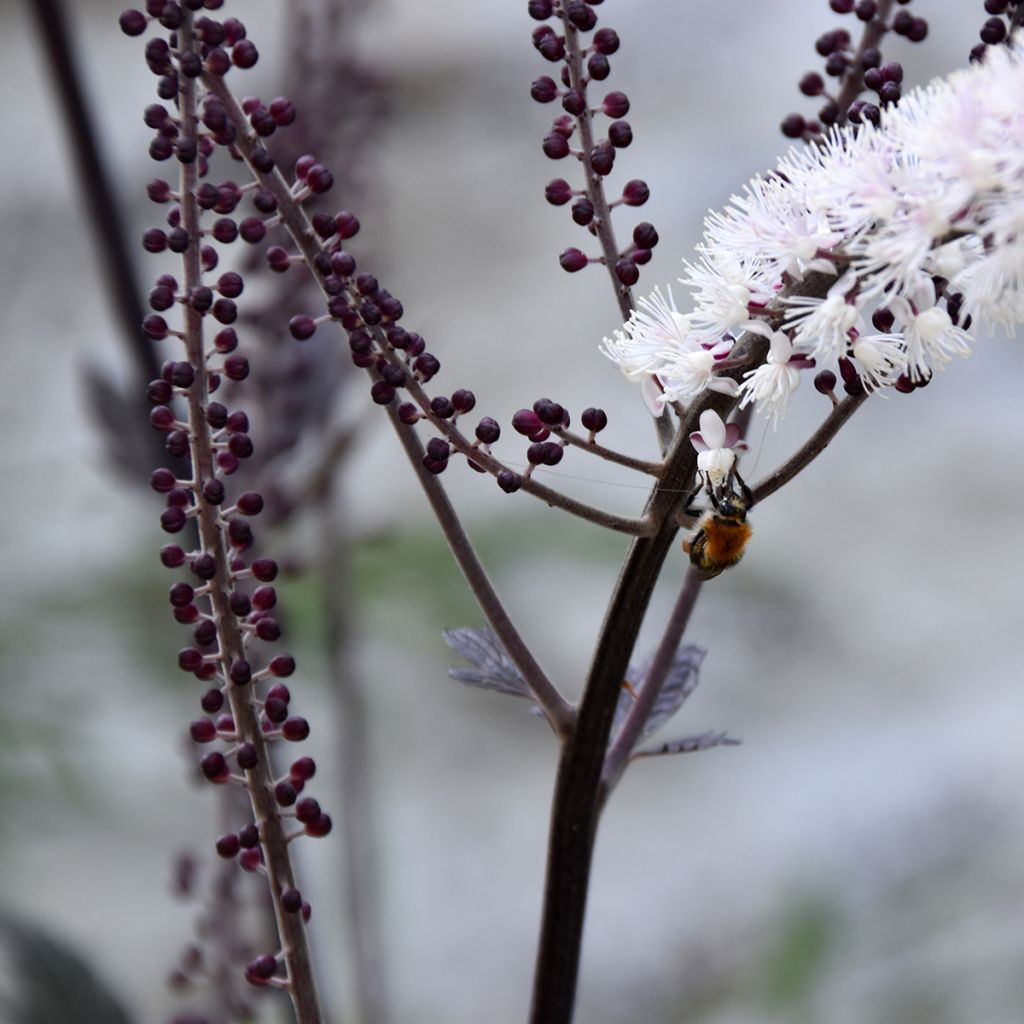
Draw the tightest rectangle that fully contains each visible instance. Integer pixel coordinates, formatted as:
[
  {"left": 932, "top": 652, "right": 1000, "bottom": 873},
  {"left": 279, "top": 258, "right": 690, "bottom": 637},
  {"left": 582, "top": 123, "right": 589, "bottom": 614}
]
[
  {"left": 682, "top": 409, "right": 754, "bottom": 580},
  {"left": 682, "top": 466, "right": 754, "bottom": 580}
]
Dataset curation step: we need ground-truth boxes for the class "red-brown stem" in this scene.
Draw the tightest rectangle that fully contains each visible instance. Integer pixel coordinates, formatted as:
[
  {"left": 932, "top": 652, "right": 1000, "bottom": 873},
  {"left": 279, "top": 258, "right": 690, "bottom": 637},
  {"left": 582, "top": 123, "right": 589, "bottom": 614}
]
[
  {"left": 178, "top": 16, "right": 322, "bottom": 1022},
  {"left": 553, "top": 426, "right": 663, "bottom": 475}
]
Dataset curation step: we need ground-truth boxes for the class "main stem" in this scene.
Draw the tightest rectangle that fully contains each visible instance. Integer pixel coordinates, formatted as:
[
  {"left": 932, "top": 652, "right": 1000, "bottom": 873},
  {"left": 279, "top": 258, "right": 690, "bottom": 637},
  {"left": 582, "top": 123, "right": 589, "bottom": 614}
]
[{"left": 526, "top": 389, "right": 732, "bottom": 1024}]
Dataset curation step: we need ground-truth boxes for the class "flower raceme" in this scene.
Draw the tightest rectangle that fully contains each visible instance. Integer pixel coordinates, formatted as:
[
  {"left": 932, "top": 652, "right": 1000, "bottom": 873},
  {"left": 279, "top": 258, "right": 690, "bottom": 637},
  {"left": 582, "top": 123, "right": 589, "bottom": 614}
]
[{"left": 603, "top": 40, "right": 1024, "bottom": 422}]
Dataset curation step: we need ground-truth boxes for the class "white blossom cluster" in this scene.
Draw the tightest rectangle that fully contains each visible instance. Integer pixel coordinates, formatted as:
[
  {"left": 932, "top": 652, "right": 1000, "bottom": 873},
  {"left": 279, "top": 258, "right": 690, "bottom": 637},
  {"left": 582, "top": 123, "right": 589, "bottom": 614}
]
[{"left": 602, "top": 41, "right": 1024, "bottom": 423}]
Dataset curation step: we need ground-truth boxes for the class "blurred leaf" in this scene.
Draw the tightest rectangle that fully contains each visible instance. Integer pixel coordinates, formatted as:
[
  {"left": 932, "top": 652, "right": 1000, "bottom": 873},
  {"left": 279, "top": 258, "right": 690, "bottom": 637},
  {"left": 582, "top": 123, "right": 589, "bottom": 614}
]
[
  {"left": 443, "top": 626, "right": 536, "bottom": 703},
  {"left": 634, "top": 730, "right": 741, "bottom": 758},
  {"left": 612, "top": 644, "right": 706, "bottom": 739},
  {"left": 0, "top": 914, "right": 135, "bottom": 1024}
]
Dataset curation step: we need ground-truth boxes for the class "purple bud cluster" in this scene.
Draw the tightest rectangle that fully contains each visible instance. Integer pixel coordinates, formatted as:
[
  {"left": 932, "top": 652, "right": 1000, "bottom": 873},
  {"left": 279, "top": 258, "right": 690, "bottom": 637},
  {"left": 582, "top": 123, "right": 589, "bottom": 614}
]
[
  {"left": 530, "top": 1, "right": 658, "bottom": 286},
  {"left": 971, "top": 1, "right": 1024, "bottom": 62},
  {"left": 124, "top": 1, "right": 329, "bottom": 1003},
  {"left": 781, "top": 0, "right": 927, "bottom": 140}
]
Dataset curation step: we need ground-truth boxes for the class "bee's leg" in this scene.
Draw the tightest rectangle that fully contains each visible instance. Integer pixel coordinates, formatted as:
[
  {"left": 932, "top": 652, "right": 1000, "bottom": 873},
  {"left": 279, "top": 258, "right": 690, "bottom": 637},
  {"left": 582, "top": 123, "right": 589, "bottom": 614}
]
[
  {"left": 732, "top": 465, "right": 755, "bottom": 508},
  {"left": 682, "top": 474, "right": 707, "bottom": 517}
]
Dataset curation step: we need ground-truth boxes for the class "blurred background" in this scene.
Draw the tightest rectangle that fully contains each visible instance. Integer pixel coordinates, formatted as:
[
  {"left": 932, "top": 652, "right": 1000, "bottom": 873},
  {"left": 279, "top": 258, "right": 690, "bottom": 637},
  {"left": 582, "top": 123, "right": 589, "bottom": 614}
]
[{"left": 2, "top": 1, "right": 1022, "bottom": 1022}]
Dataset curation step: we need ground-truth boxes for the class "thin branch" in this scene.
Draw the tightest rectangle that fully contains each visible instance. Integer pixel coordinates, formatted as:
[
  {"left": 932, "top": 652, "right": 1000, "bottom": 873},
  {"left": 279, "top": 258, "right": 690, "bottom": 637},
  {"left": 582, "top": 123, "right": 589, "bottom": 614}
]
[
  {"left": 381, "top": 397, "right": 576, "bottom": 738},
  {"left": 751, "top": 389, "right": 869, "bottom": 504},
  {"left": 553, "top": 427, "right": 662, "bottom": 475},
  {"left": 599, "top": 567, "right": 703, "bottom": 802}
]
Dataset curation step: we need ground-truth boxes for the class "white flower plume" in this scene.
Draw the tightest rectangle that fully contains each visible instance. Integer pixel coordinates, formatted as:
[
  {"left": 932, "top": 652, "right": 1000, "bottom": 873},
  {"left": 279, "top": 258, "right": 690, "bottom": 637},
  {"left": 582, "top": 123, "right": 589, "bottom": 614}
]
[{"left": 601, "top": 40, "right": 1024, "bottom": 423}]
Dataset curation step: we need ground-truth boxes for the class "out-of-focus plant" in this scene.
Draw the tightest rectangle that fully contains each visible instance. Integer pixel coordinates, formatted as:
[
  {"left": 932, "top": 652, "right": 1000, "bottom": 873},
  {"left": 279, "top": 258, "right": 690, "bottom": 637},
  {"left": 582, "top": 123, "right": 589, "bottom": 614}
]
[{"left": 99, "top": 0, "right": 1024, "bottom": 1022}]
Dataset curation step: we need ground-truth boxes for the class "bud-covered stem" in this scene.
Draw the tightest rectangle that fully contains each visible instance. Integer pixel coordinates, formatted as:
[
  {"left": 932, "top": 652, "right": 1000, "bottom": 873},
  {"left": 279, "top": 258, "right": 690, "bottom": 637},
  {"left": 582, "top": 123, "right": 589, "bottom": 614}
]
[
  {"left": 559, "top": 10, "right": 633, "bottom": 321},
  {"left": 177, "top": 17, "right": 322, "bottom": 1022},
  {"left": 833, "top": 0, "right": 896, "bottom": 121}
]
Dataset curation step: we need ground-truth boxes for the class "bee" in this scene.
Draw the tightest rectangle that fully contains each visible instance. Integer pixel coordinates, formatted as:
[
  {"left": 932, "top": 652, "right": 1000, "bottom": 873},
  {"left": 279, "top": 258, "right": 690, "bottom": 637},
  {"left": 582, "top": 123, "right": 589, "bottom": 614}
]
[{"left": 682, "top": 467, "right": 754, "bottom": 580}]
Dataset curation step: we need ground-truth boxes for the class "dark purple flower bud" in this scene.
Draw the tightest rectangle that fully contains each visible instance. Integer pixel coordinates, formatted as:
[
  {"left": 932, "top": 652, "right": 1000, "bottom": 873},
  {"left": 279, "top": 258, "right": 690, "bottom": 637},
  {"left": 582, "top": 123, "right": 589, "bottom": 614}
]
[
  {"left": 232, "top": 39, "right": 259, "bottom": 68},
  {"left": 545, "top": 179, "right": 574, "bottom": 205},
  {"left": 542, "top": 132, "right": 571, "bottom": 159},
  {"left": 282, "top": 887, "right": 303, "bottom": 913},
  {"left": 565, "top": 1, "right": 596, "bottom": 30},
  {"left": 200, "top": 688, "right": 225, "bottom": 713},
  {"left": 497, "top": 471, "right": 523, "bottom": 493},
  {"left": 161, "top": 507, "right": 188, "bottom": 533},
  {"left": 559, "top": 247, "right": 588, "bottom": 272},
  {"left": 370, "top": 381, "right": 395, "bottom": 405},
  {"left": 291, "top": 315, "right": 322, "bottom": 344},
  {"left": 425, "top": 437, "right": 450, "bottom": 463},
  {"left": 601, "top": 91, "right": 630, "bottom": 118},
  {"left": 255, "top": 618, "right": 281, "bottom": 642},
  {"left": 468, "top": 418, "right": 499, "bottom": 447},
  {"left": 291, "top": 757, "right": 316, "bottom": 781},
  {"left": 781, "top": 113, "right": 807, "bottom": 138},
  {"left": 215, "top": 833, "right": 240, "bottom": 858},
  {"left": 528, "top": 0, "right": 553, "bottom": 17},
  {"left": 814, "top": 370, "right": 838, "bottom": 395},
  {"left": 608, "top": 120, "right": 632, "bottom": 147},
  {"left": 590, "top": 143, "right": 614, "bottom": 175},
  {"left": 799, "top": 72, "right": 824, "bottom": 96},
  {"left": 275, "top": 781, "right": 297, "bottom": 807},
  {"left": 581, "top": 407, "right": 607, "bottom": 433},
  {"left": 191, "top": 552, "right": 217, "bottom": 580},
  {"left": 621, "top": 179, "right": 649, "bottom": 206},
  {"left": 592, "top": 27, "right": 619, "bottom": 54},
  {"left": 161, "top": 544, "right": 186, "bottom": 568},
  {"left": 269, "top": 654, "right": 296, "bottom": 677},
  {"left": 200, "top": 751, "right": 230, "bottom": 783},
  {"left": 119, "top": 10, "right": 147, "bottom": 35},
  {"left": 587, "top": 53, "right": 610, "bottom": 80},
  {"left": 190, "top": 718, "right": 217, "bottom": 743},
  {"left": 398, "top": 402, "right": 421, "bottom": 425},
  {"left": 236, "top": 742, "right": 258, "bottom": 770},
  {"left": 282, "top": 717, "right": 310, "bottom": 741},
  {"left": 305, "top": 813, "right": 333, "bottom": 838},
  {"left": 235, "top": 491, "right": 264, "bottom": 516},
  {"left": 414, "top": 353, "right": 441, "bottom": 380},
  {"left": 571, "top": 197, "right": 594, "bottom": 225},
  {"left": 614, "top": 257, "right": 639, "bottom": 286},
  {"left": 229, "top": 659, "right": 252, "bottom": 686},
  {"left": 531, "top": 76, "right": 559, "bottom": 103}
]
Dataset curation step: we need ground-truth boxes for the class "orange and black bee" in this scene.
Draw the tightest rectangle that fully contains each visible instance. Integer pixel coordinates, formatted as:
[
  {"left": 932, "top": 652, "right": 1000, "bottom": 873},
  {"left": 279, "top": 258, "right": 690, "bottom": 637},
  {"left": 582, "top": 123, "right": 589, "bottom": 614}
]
[{"left": 682, "top": 467, "right": 754, "bottom": 580}]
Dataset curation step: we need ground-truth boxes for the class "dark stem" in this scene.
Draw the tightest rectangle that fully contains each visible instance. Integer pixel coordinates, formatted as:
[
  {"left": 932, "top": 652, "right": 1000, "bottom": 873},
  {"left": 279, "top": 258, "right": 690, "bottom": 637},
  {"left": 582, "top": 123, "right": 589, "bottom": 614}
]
[
  {"left": 554, "top": 427, "right": 663, "bottom": 475},
  {"left": 28, "top": 0, "right": 169, "bottom": 473},
  {"left": 529, "top": 271, "right": 839, "bottom": 1024},
  {"left": 599, "top": 567, "right": 703, "bottom": 802},
  {"left": 527, "top": 384, "right": 742, "bottom": 1024},
  {"left": 751, "top": 390, "right": 869, "bottom": 504},
  {"left": 833, "top": 0, "right": 896, "bottom": 124}
]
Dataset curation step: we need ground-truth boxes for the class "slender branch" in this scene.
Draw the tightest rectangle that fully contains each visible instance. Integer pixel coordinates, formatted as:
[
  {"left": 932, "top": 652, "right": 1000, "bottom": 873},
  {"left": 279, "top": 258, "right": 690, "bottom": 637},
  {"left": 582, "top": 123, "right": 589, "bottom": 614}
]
[
  {"left": 559, "top": 14, "right": 633, "bottom": 322},
  {"left": 178, "top": 18, "right": 322, "bottom": 1022},
  {"left": 553, "top": 427, "right": 662, "bottom": 475},
  {"left": 751, "top": 389, "right": 869, "bottom": 504},
  {"left": 599, "top": 567, "right": 703, "bottom": 801},
  {"left": 382, "top": 397, "right": 576, "bottom": 738}
]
